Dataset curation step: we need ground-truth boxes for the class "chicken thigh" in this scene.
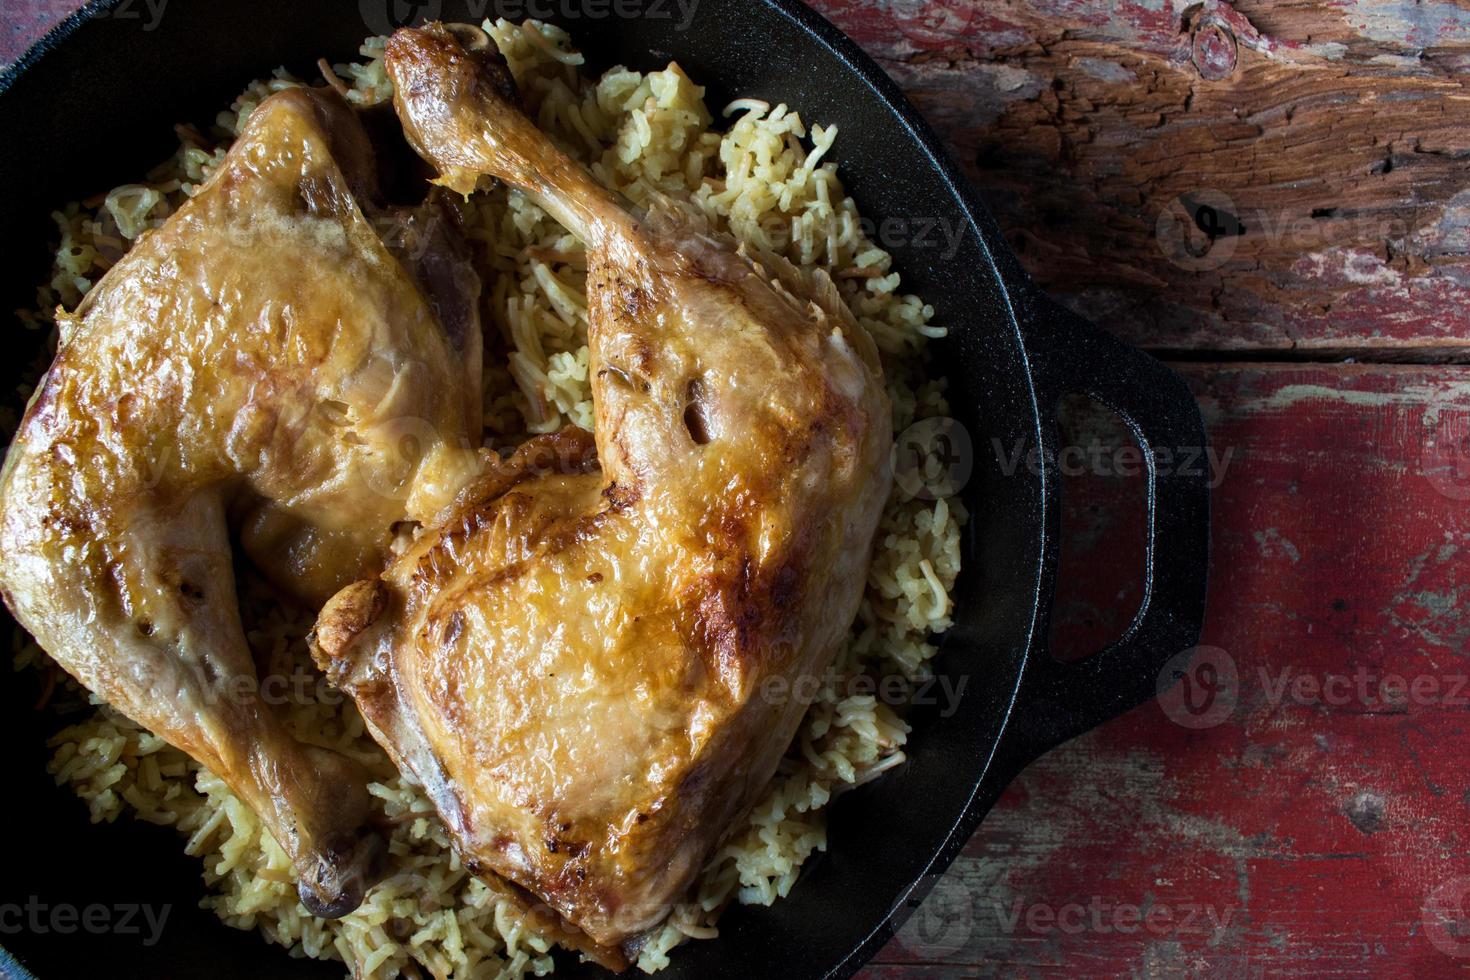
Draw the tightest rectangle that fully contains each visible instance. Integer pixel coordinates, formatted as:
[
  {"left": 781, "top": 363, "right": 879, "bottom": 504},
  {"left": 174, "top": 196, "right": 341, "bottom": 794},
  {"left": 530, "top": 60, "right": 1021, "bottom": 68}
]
[
  {"left": 311, "top": 25, "right": 893, "bottom": 953},
  {"left": 0, "top": 86, "right": 485, "bottom": 917}
]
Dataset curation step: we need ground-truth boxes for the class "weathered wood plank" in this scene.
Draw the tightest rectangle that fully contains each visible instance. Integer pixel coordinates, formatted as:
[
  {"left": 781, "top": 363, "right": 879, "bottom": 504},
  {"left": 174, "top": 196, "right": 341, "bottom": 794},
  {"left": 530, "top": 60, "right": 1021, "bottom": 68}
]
[
  {"left": 810, "top": 0, "right": 1470, "bottom": 357},
  {"left": 871, "top": 362, "right": 1470, "bottom": 975},
  {"left": 0, "top": 1, "right": 71, "bottom": 65}
]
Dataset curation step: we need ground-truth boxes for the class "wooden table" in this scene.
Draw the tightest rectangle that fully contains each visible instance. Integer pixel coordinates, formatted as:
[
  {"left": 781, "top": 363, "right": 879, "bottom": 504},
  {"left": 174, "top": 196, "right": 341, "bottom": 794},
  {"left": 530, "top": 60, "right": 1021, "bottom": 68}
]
[{"left": 6, "top": 1, "right": 1470, "bottom": 976}]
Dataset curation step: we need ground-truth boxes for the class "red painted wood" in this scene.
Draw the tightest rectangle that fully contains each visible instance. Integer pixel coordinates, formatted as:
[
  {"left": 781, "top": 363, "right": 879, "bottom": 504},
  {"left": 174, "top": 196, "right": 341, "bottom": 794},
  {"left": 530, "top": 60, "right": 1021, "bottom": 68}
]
[
  {"left": 874, "top": 363, "right": 1470, "bottom": 976},
  {"left": 0, "top": 1, "right": 71, "bottom": 65}
]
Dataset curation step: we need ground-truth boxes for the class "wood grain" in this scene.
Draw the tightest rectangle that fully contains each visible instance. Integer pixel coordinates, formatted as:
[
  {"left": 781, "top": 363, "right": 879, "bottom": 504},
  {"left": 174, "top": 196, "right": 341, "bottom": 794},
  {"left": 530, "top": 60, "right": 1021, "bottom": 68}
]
[
  {"left": 874, "top": 362, "right": 1470, "bottom": 975},
  {"left": 0, "top": 0, "right": 73, "bottom": 66},
  {"left": 814, "top": 0, "right": 1470, "bottom": 358}
]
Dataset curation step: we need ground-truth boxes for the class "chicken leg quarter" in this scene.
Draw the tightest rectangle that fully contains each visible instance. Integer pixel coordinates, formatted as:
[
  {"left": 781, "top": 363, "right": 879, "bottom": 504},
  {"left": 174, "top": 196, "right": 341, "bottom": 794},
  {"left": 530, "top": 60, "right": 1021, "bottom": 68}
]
[
  {"left": 0, "top": 87, "right": 485, "bottom": 917},
  {"left": 311, "top": 24, "right": 894, "bottom": 952}
]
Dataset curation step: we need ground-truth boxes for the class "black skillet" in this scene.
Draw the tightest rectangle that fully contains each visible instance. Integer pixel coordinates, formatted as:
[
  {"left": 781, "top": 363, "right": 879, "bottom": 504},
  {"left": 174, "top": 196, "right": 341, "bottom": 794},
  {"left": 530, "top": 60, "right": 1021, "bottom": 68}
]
[{"left": 0, "top": 1, "right": 1210, "bottom": 977}]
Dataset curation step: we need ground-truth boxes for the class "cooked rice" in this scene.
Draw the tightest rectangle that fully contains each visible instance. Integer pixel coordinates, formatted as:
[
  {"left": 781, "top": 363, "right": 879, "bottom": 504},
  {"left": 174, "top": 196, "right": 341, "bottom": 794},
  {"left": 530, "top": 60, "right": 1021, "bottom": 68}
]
[{"left": 13, "top": 19, "right": 966, "bottom": 979}]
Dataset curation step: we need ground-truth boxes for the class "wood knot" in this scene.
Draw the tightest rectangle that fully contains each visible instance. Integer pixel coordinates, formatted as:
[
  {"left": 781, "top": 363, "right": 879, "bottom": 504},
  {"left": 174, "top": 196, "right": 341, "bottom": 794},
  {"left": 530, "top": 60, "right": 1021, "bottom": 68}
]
[{"left": 1192, "top": 16, "right": 1238, "bottom": 80}]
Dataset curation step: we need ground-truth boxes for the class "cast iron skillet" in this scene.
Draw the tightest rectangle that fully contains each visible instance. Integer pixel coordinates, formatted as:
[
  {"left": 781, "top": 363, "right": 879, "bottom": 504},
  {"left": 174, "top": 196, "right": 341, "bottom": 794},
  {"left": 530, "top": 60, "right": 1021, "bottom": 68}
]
[{"left": 0, "top": 1, "right": 1209, "bottom": 977}]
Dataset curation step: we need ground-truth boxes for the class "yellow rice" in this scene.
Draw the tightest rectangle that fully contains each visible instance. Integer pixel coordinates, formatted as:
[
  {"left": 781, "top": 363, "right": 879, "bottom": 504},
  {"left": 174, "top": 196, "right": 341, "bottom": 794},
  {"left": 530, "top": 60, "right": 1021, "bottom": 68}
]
[{"left": 13, "top": 19, "right": 966, "bottom": 979}]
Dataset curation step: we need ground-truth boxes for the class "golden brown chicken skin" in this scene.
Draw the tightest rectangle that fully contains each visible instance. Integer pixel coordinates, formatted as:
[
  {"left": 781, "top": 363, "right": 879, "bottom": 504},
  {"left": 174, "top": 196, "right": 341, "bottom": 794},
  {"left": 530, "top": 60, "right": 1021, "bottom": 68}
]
[
  {"left": 0, "top": 86, "right": 485, "bottom": 917},
  {"left": 311, "top": 25, "right": 893, "bottom": 953}
]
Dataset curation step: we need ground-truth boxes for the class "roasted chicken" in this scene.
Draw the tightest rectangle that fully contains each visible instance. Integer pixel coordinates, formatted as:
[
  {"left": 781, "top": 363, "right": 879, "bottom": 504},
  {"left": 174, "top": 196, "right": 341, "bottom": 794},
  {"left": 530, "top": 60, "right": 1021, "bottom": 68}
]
[
  {"left": 0, "top": 86, "right": 485, "bottom": 917},
  {"left": 311, "top": 24, "right": 893, "bottom": 954}
]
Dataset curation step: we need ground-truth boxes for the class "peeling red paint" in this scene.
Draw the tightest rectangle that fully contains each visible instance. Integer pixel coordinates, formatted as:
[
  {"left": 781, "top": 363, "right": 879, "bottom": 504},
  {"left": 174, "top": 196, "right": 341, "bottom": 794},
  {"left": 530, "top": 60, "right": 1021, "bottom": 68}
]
[
  {"left": 874, "top": 365, "right": 1470, "bottom": 975},
  {"left": 1192, "top": 18, "right": 1241, "bottom": 80}
]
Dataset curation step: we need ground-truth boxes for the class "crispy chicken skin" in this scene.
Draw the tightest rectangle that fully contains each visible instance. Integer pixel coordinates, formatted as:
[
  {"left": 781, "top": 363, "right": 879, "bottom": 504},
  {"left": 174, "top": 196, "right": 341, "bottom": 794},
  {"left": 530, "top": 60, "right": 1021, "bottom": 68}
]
[
  {"left": 0, "top": 87, "right": 485, "bottom": 917},
  {"left": 311, "top": 24, "right": 893, "bottom": 953}
]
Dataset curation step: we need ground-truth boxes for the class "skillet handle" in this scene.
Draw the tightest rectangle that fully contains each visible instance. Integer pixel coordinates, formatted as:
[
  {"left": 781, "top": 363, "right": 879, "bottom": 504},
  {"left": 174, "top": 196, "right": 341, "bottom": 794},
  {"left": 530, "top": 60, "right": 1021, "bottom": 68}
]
[{"left": 1007, "top": 289, "right": 1211, "bottom": 758}]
